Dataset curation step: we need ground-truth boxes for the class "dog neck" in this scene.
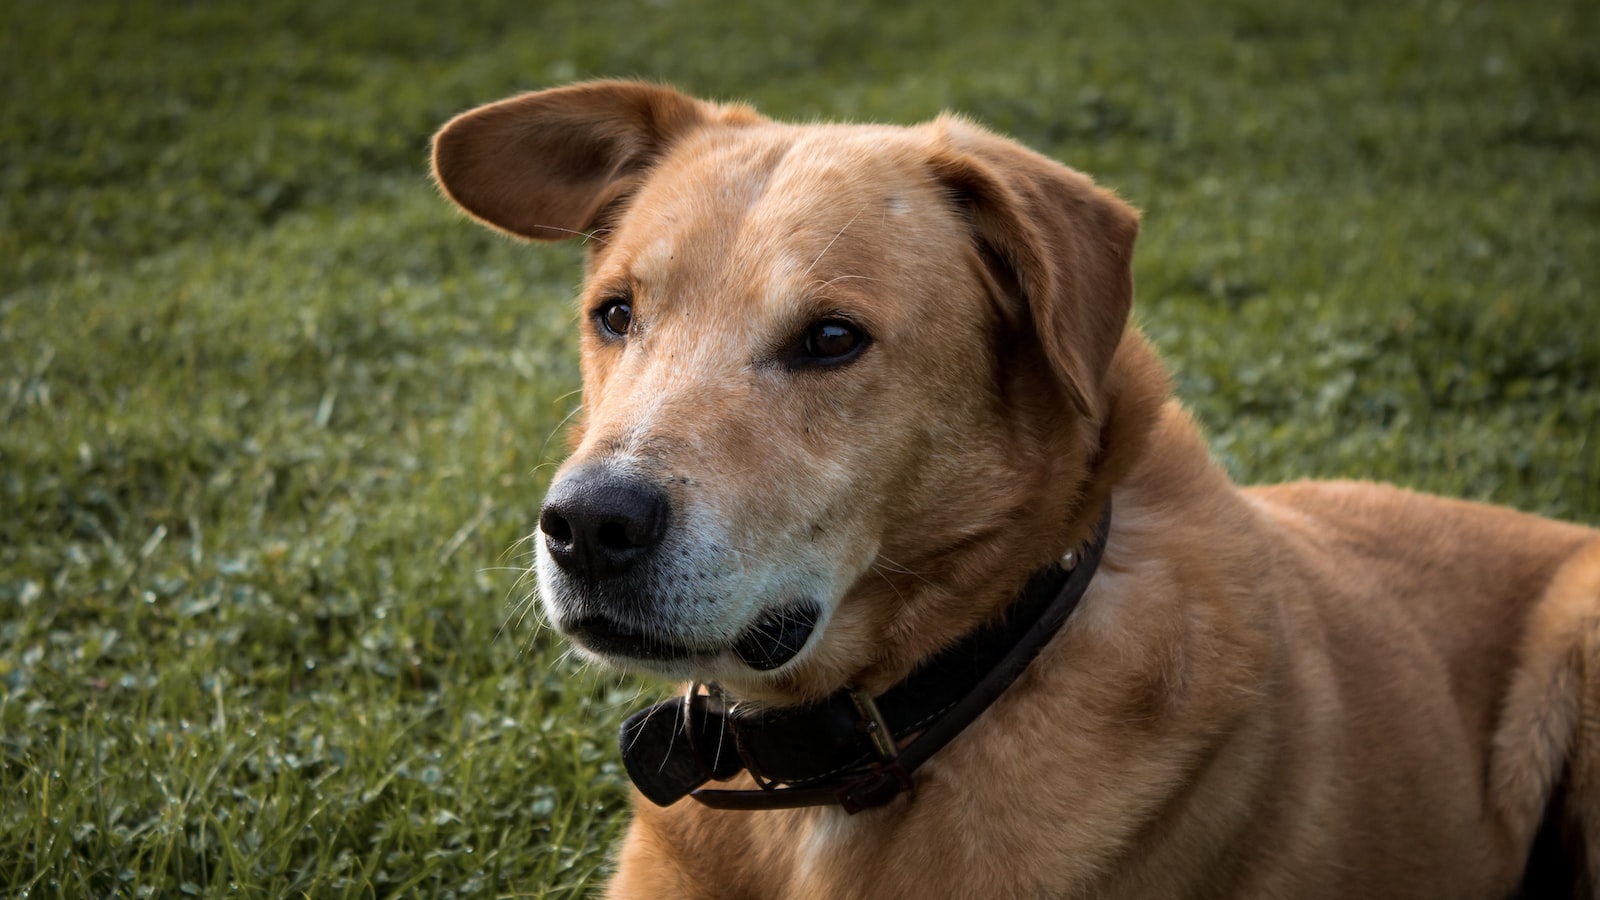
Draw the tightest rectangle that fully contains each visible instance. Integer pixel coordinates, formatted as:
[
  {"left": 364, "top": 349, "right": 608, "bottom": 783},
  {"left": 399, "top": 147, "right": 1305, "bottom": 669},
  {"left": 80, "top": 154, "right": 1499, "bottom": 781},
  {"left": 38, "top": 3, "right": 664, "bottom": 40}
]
[{"left": 617, "top": 501, "right": 1113, "bottom": 814}]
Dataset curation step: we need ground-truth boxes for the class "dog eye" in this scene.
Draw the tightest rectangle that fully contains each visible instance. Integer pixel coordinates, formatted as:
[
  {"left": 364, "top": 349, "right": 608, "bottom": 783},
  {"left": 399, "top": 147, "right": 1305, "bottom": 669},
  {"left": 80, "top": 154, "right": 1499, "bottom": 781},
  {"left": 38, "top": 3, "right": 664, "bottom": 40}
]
[
  {"left": 596, "top": 297, "right": 633, "bottom": 338},
  {"left": 799, "top": 319, "right": 867, "bottom": 365}
]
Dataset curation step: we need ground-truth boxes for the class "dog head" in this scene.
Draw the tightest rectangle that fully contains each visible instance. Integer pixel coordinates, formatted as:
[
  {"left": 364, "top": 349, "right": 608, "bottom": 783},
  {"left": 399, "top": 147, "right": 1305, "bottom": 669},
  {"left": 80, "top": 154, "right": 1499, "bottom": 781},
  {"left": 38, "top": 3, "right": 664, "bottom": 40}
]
[{"left": 432, "top": 81, "right": 1150, "bottom": 703}]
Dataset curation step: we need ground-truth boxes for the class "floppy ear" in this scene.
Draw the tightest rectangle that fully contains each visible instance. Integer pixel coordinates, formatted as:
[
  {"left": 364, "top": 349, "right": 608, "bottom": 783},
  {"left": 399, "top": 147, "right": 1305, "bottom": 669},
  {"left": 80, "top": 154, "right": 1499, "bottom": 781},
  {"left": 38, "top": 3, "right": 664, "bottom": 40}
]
[
  {"left": 430, "top": 80, "right": 751, "bottom": 242},
  {"left": 926, "top": 117, "right": 1140, "bottom": 422}
]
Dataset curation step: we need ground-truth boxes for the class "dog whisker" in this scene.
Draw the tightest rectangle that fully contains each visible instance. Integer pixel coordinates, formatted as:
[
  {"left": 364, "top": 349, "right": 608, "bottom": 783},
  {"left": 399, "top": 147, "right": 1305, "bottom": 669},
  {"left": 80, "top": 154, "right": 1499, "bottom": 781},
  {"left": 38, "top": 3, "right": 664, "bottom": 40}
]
[
  {"left": 809, "top": 274, "right": 878, "bottom": 291},
  {"left": 501, "top": 531, "right": 541, "bottom": 559},
  {"left": 803, "top": 202, "right": 870, "bottom": 279},
  {"left": 536, "top": 404, "right": 585, "bottom": 469},
  {"left": 520, "top": 223, "right": 612, "bottom": 246},
  {"left": 872, "top": 553, "right": 936, "bottom": 587}
]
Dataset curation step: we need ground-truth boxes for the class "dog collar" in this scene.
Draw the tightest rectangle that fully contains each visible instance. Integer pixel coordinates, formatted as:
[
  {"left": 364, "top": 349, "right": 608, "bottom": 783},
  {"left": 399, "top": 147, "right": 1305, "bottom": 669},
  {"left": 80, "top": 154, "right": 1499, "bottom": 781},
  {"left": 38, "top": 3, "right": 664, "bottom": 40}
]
[{"left": 618, "top": 501, "right": 1112, "bottom": 814}]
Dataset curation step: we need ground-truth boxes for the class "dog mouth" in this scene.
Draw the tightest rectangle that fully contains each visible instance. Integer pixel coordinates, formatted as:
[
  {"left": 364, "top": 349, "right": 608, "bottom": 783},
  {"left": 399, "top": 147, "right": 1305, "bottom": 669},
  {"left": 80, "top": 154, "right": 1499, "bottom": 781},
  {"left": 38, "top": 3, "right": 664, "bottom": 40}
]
[
  {"left": 566, "top": 603, "right": 819, "bottom": 672},
  {"left": 731, "top": 603, "right": 819, "bottom": 671}
]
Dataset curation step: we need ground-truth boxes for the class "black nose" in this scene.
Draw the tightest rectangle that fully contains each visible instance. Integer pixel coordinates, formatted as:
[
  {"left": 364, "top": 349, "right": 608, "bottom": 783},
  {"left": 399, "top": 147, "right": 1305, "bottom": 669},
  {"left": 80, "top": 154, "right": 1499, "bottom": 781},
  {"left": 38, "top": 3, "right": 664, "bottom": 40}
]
[{"left": 539, "top": 468, "right": 670, "bottom": 580}]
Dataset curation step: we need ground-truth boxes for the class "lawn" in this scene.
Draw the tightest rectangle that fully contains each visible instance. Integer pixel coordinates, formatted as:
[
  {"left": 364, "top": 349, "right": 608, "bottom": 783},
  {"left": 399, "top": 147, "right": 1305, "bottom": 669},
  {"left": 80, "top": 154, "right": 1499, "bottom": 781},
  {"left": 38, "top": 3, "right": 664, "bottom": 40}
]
[{"left": 2, "top": 0, "right": 1597, "bottom": 896}]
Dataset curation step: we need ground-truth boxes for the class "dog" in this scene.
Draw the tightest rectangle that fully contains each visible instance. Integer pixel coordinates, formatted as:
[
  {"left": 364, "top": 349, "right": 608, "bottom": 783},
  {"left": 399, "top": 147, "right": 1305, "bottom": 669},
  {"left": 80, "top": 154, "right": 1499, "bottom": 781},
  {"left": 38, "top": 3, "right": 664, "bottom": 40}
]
[{"left": 431, "top": 81, "right": 1600, "bottom": 899}]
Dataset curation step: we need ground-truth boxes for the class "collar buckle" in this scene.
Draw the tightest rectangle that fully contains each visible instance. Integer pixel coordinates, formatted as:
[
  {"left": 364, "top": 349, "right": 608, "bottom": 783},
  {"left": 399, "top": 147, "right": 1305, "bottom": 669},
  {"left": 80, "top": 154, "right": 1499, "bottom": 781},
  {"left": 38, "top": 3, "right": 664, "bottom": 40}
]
[{"left": 848, "top": 686, "right": 900, "bottom": 761}]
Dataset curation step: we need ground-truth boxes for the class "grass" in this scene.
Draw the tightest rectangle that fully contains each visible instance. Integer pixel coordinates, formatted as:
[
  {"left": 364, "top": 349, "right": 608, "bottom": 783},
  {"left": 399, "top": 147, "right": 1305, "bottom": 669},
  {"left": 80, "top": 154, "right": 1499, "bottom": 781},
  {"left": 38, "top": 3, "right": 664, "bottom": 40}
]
[{"left": 2, "top": 0, "right": 1597, "bottom": 895}]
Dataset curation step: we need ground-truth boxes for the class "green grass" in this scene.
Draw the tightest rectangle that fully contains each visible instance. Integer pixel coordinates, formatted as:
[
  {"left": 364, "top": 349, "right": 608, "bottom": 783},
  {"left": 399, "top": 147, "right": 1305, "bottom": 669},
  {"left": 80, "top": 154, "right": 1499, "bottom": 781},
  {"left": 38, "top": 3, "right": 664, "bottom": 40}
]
[{"left": 3, "top": 0, "right": 1597, "bottom": 895}]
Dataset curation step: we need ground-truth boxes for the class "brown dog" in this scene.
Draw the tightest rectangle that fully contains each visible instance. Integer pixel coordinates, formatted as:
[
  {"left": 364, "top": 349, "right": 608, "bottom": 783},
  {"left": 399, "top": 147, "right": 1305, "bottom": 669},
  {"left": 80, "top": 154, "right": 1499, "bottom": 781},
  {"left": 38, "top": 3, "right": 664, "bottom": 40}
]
[{"left": 431, "top": 81, "right": 1600, "bottom": 899}]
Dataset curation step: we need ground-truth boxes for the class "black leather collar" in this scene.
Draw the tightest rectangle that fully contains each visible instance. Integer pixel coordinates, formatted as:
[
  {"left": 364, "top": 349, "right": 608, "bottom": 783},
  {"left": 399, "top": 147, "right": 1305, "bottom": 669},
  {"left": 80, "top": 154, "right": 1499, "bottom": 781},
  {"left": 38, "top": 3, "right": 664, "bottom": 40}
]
[{"left": 619, "top": 501, "right": 1112, "bottom": 814}]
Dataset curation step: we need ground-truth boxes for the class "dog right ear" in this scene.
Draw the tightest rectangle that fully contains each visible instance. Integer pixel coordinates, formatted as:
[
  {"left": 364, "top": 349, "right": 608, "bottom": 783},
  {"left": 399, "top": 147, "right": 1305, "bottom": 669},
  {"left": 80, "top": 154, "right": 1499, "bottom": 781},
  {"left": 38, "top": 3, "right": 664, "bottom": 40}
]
[{"left": 431, "top": 80, "right": 752, "bottom": 242}]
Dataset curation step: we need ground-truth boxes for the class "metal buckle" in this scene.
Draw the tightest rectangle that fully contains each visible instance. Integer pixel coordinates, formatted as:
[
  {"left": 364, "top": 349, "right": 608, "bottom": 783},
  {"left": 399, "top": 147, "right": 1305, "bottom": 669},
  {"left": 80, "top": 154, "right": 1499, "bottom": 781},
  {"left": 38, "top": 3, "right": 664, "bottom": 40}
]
[{"left": 848, "top": 686, "right": 899, "bottom": 762}]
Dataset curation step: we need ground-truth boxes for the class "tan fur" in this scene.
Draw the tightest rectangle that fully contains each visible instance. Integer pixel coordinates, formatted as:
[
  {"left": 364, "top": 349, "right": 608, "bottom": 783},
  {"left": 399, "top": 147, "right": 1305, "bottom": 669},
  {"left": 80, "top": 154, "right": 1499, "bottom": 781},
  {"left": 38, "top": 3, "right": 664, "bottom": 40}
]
[{"left": 431, "top": 81, "right": 1600, "bottom": 898}]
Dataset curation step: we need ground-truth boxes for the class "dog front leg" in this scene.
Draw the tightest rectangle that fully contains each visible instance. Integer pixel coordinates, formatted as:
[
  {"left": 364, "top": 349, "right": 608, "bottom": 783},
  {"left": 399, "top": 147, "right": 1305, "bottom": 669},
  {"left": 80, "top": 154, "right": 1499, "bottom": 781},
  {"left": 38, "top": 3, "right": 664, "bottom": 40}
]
[{"left": 1490, "top": 539, "right": 1600, "bottom": 896}]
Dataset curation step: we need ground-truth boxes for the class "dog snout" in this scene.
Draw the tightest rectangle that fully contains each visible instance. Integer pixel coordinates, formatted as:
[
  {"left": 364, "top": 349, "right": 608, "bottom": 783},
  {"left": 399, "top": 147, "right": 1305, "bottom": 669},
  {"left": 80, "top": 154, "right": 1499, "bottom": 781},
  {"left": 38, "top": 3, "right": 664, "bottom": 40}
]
[{"left": 539, "top": 467, "right": 670, "bottom": 580}]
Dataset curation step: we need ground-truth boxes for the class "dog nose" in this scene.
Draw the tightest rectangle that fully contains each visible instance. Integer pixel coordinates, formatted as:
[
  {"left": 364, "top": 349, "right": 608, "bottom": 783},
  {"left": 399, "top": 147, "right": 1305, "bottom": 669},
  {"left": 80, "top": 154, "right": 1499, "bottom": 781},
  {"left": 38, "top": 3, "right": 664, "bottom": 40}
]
[{"left": 539, "top": 469, "right": 670, "bottom": 580}]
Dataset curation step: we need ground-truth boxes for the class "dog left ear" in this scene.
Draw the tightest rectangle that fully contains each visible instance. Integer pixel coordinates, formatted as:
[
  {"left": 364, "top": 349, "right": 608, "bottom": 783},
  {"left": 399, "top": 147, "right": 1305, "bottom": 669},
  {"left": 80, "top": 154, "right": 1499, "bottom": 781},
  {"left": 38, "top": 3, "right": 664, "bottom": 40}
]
[{"left": 926, "top": 118, "right": 1140, "bottom": 422}]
